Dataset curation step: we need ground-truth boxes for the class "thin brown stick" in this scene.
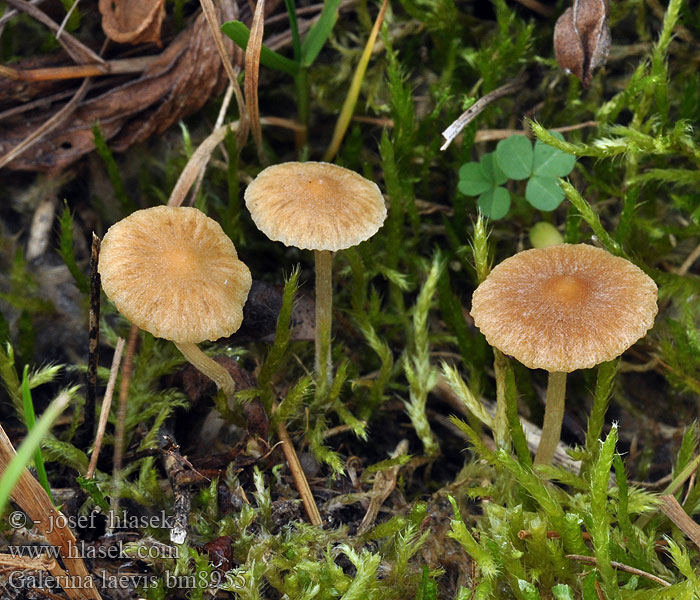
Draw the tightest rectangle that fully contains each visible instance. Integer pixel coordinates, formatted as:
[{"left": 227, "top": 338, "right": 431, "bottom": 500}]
[
  {"left": 0, "top": 56, "right": 158, "bottom": 82},
  {"left": 0, "top": 77, "right": 91, "bottom": 169},
  {"left": 440, "top": 75, "right": 528, "bottom": 150},
  {"left": 276, "top": 421, "right": 322, "bottom": 526},
  {"left": 566, "top": 554, "right": 671, "bottom": 587},
  {"left": 245, "top": 0, "right": 267, "bottom": 164},
  {"left": 86, "top": 337, "right": 125, "bottom": 479},
  {"left": 76, "top": 232, "right": 101, "bottom": 450}
]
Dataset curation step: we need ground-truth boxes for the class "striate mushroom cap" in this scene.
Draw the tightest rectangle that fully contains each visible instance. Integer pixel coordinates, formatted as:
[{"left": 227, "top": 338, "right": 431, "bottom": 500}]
[
  {"left": 244, "top": 161, "right": 387, "bottom": 251},
  {"left": 99, "top": 206, "right": 252, "bottom": 343},
  {"left": 470, "top": 244, "right": 658, "bottom": 372}
]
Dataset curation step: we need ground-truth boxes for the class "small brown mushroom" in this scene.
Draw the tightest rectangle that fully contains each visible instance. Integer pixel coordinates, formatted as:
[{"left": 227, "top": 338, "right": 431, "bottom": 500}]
[
  {"left": 470, "top": 243, "right": 657, "bottom": 464},
  {"left": 98, "top": 206, "right": 252, "bottom": 399},
  {"left": 244, "top": 161, "right": 386, "bottom": 394}
]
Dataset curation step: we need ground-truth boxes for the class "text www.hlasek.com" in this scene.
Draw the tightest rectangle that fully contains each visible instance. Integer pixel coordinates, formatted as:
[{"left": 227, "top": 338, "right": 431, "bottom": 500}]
[{"left": 8, "top": 539, "right": 177, "bottom": 561}]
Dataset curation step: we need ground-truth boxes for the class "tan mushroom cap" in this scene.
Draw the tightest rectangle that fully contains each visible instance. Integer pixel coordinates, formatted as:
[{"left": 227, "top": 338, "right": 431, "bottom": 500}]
[
  {"left": 98, "top": 206, "right": 252, "bottom": 343},
  {"left": 244, "top": 161, "right": 387, "bottom": 251},
  {"left": 470, "top": 244, "right": 658, "bottom": 372}
]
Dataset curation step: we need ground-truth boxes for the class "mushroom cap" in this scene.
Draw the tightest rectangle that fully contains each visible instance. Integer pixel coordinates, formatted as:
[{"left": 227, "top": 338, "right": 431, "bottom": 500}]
[
  {"left": 244, "top": 161, "right": 387, "bottom": 251},
  {"left": 98, "top": 206, "right": 252, "bottom": 343},
  {"left": 470, "top": 244, "right": 658, "bottom": 372}
]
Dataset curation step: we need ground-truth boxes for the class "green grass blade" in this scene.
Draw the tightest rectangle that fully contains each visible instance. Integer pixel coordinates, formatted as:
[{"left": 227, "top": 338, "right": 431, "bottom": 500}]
[
  {"left": 220, "top": 21, "right": 299, "bottom": 77},
  {"left": 20, "top": 365, "right": 52, "bottom": 502},
  {"left": 0, "top": 391, "right": 70, "bottom": 514},
  {"left": 300, "top": 0, "right": 341, "bottom": 67}
]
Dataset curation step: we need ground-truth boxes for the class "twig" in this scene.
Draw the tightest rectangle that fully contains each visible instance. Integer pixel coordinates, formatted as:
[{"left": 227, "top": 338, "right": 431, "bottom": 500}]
[
  {"left": 86, "top": 337, "right": 125, "bottom": 479},
  {"left": 658, "top": 494, "right": 700, "bottom": 552},
  {"left": 0, "top": 56, "right": 158, "bottom": 81},
  {"left": 440, "top": 75, "right": 528, "bottom": 151},
  {"left": 77, "top": 232, "right": 101, "bottom": 450},
  {"left": 276, "top": 420, "right": 323, "bottom": 526},
  {"left": 566, "top": 554, "right": 671, "bottom": 587}
]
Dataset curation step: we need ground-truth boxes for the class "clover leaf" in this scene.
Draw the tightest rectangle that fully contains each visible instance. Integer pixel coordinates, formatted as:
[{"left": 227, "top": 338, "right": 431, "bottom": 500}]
[
  {"left": 495, "top": 135, "right": 533, "bottom": 180},
  {"left": 458, "top": 152, "right": 510, "bottom": 219},
  {"left": 458, "top": 132, "right": 577, "bottom": 219},
  {"left": 532, "top": 132, "right": 576, "bottom": 177}
]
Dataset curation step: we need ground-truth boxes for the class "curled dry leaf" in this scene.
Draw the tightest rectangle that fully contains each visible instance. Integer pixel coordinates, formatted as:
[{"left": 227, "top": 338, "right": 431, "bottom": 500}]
[
  {"left": 553, "top": 0, "right": 611, "bottom": 86},
  {"left": 0, "top": 1, "right": 280, "bottom": 172},
  {"left": 99, "top": 0, "right": 166, "bottom": 46}
]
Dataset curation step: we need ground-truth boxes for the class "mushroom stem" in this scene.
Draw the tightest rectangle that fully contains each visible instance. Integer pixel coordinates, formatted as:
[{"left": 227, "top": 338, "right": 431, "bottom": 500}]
[
  {"left": 534, "top": 371, "right": 568, "bottom": 465},
  {"left": 314, "top": 249, "right": 333, "bottom": 396},
  {"left": 175, "top": 342, "right": 236, "bottom": 400}
]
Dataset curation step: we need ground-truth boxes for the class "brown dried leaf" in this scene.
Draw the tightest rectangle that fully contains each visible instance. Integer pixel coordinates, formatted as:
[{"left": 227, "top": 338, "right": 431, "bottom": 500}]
[
  {"left": 553, "top": 0, "right": 610, "bottom": 86},
  {"left": 99, "top": 0, "right": 166, "bottom": 46},
  {"left": 0, "top": 1, "right": 281, "bottom": 171}
]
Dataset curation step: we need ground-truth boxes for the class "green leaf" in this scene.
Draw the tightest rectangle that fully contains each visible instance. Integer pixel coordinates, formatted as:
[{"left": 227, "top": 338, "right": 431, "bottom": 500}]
[
  {"left": 300, "top": 0, "right": 341, "bottom": 67},
  {"left": 478, "top": 187, "right": 511, "bottom": 219},
  {"left": 0, "top": 391, "right": 70, "bottom": 515},
  {"left": 480, "top": 152, "right": 508, "bottom": 185},
  {"left": 495, "top": 135, "right": 533, "bottom": 180},
  {"left": 552, "top": 584, "right": 575, "bottom": 600},
  {"left": 526, "top": 176, "right": 565, "bottom": 211},
  {"left": 220, "top": 21, "right": 299, "bottom": 77},
  {"left": 532, "top": 133, "right": 576, "bottom": 177},
  {"left": 21, "top": 365, "right": 51, "bottom": 501},
  {"left": 458, "top": 162, "right": 492, "bottom": 195}
]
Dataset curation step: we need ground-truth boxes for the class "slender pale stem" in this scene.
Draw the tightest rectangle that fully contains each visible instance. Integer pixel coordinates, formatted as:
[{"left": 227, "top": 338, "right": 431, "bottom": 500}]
[
  {"left": 175, "top": 342, "right": 236, "bottom": 400},
  {"left": 534, "top": 371, "right": 568, "bottom": 466},
  {"left": 276, "top": 419, "right": 322, "bottom": 526},
  {"left": 314, "top": 249, "right": 333, "bottom": 396}
]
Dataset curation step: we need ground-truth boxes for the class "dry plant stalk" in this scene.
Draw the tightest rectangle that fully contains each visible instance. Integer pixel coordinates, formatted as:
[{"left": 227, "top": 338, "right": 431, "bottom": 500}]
[
  {"left": 0, "top": 423, "right": 103, "bottom": 600},
  {"left": 86, "top": 337, "right": 125, "bottom": 478},
  {"left": 659, "top": 494, "right": 700, "bottom": 552},
  {"left": 356, "top": 439, "right": 408, "bottom": 535},
  {"left": 245, "top": 0, "right": 267, "bottom": 164}
]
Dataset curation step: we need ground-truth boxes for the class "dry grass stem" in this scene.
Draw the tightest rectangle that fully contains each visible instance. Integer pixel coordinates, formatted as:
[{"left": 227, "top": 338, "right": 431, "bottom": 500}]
[
  {"left": 440, "top": 76, "right": 527, "bottom": 150},
  {"left": 566, "top": 554, "right": 671, "bottom": 587},
  {"left": 199, "top": 0, "right": 248, "bottom": 146},
  {"left": 659, "top": 494, "right": 700, "bottom": 552},
  {"left": 244, "top": 0, "right": 267, "bottom": 164},
  {"left": 276, "top": 421, "right": 323, "bottom": 526},
  {"left": 86, "top": 337, "right": 125, "bottom": 479}
]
